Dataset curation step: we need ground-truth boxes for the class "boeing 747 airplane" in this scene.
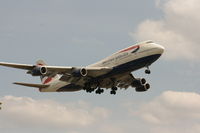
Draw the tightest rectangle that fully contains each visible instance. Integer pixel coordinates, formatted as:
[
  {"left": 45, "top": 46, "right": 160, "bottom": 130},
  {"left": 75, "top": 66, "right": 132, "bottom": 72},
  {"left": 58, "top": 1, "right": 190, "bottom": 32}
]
[{"left": 0, "top": 41, "right": 164, "bottom": 95}]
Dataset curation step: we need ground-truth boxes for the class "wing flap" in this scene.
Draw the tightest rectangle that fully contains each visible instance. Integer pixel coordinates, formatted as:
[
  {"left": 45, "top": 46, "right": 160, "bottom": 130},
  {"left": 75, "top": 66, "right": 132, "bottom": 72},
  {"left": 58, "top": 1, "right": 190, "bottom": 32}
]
[{"left": 13, "top": 82, "right": 49, "bottom": 88}]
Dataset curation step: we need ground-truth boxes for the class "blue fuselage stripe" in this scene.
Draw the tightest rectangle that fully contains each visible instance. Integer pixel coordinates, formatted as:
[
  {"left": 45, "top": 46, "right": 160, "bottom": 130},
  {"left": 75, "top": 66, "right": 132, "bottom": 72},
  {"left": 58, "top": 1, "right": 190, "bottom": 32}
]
[{"left": 98, "top": 54, "right": 161, "bottom": 79}]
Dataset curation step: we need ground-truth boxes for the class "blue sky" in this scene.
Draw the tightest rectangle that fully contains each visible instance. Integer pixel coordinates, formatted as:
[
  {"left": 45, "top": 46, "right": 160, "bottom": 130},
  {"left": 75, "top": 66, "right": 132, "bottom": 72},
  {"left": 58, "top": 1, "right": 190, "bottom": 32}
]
[{"left": 0, "top": 0, "right": 200, "bottom": 133}]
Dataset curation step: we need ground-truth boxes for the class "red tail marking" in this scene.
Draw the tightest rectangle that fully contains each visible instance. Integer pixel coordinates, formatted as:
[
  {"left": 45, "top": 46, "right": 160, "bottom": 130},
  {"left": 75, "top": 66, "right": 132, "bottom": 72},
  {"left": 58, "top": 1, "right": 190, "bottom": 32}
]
[
  {"left": 119, "top": 45, "right": 139, "bottom": 53},
  {"left": 43, "top": 77, "right": 52, "bottom": 84},
  {"left": 37, "top": 64, "right": 44, "bottom": 66}
]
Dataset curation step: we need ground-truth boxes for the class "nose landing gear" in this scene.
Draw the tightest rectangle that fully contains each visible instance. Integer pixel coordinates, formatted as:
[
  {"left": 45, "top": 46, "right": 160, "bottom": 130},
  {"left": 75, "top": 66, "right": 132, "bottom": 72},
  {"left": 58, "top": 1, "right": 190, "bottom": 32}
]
[{"left": 145, "top": 66, "right": 151, "bottom": 74}]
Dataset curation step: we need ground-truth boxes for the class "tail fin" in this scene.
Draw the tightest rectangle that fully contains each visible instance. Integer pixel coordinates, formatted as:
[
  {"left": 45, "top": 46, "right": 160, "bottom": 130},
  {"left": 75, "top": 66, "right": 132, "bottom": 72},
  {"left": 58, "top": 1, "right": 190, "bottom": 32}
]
[
  {"left": 36, "top": 60, "right": 52, "bottom": 85},
  {"left": 36, "top": 60, "right": 47, "bottom": 66}
]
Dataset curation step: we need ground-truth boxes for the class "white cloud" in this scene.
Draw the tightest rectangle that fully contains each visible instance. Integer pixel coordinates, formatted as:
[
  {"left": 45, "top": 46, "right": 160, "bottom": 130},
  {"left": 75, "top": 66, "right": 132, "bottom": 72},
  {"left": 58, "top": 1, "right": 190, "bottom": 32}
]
[
  {"left": 100, "top": 124, "right": 125, "bottom": 133},
  {"left": 133, "top": 91, "right": 200, "bottom": 133},
  {"left": 131, "top": 0, "right": 200, "bottom": 61},
  {"left": 0, "top": 96, "right": 110, "bottom": 129}
]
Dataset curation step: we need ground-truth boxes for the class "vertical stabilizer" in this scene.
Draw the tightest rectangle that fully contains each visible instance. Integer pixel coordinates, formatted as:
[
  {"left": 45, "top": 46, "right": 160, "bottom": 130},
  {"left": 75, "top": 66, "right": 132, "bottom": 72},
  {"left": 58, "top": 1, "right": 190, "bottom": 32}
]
[
  {"left": 36, "top": 60, "right": 47, "bottom": 66},
  {"left": 36, "top": 60, "right": 52, "bottom": 84}
]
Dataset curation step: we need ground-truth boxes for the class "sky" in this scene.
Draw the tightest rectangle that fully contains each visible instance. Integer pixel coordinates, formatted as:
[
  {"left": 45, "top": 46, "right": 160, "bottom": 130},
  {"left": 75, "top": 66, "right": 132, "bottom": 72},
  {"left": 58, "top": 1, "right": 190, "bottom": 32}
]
[{"left": 0, "top": 0, "right": 200, "bottom": 133}]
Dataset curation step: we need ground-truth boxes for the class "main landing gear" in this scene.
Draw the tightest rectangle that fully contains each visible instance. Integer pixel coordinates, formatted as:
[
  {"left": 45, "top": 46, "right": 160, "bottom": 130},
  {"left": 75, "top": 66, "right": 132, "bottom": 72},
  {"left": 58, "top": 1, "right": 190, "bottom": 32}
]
[
  {"left": 86, "top": 86, "right": 117, "bottom": 95},
  {"left": 86, "top": 88, "right": 94, "bottom": 93},
  {"left": 110, "top": 86, "right": 117, "bottom": 95},
  {"left": 95, "top": 87, "right": 104, "bottom": 94},
  {"left": 84, "top": 83, "right": 104, "bottom": 94},
  {"left": 84, "top": 83, "right": 95, "bottom": 93},
  {"left": 145, "top": 66, "right": 151, "bottom": 74},
  {"left": 84, "top": 82, "right": 118, "bottom": 95}
]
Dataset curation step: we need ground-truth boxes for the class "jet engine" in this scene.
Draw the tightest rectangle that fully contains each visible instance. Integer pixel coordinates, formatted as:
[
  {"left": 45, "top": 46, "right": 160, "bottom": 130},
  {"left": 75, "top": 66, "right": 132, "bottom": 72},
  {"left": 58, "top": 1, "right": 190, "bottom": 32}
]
[
  {"left": 135, "top": 83, "right": 150, "bottom": 92},
  {"left": 28, "top": 66, "right": 47, "bottom": 76},
  {"left": 131, "top": 78, "right": 146, "bottom": 88},
  {"left": 72, "top": 68, "right": 88, "bottom": 77}
]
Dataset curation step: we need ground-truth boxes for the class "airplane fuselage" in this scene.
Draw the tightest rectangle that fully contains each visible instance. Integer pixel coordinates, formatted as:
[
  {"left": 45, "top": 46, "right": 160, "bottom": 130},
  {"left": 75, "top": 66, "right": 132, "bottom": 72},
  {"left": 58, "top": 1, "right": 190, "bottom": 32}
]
[{"left": 41, "top": 41, "right": 164, "bottom": 92}]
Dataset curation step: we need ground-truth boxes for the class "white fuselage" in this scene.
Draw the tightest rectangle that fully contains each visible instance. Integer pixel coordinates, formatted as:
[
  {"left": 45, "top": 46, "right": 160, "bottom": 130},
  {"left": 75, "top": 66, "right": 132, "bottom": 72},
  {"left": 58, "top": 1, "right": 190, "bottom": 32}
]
[
  {"left": 89, "top": 41, "right": 164, "bottom": 68},
  {"left": 40, "top": 41, "right": 164, "bottom": 92}
]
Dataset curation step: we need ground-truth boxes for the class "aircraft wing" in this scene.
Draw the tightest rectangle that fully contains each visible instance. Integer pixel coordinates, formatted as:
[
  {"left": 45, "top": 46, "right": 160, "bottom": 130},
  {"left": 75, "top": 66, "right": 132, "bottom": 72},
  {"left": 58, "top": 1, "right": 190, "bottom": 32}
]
[
  {"left": 115, "top": 73, "right": 136, "bottom": 89},
  {"left": 0, "top": 62, "right": 33, "bottom": 70},
  {"left": 0, "top": 62, "right": 112, "bottom": 77}
]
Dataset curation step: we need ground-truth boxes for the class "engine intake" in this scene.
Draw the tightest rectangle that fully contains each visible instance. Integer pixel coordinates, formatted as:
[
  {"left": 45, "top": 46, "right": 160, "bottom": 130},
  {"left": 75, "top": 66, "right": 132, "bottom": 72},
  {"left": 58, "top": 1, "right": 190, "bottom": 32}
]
[
  {"left": 131, "top": 78, "right": 146, "bottom": 88},
  {"left": 135, "top": 83, "right": 150, "bottom": 92},
  {"left": 30, "top": 66, "right": 47, "bottom": 76},
  {"left": 72, "top": 68, "right": 88, "bottom": 77}
]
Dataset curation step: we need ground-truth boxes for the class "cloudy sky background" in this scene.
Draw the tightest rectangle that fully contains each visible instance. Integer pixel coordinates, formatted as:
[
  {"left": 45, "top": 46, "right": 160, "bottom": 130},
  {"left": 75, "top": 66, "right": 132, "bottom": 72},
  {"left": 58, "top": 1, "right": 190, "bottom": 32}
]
[{"left": 0, "top": 0, "right": 200, "bottom": 133}]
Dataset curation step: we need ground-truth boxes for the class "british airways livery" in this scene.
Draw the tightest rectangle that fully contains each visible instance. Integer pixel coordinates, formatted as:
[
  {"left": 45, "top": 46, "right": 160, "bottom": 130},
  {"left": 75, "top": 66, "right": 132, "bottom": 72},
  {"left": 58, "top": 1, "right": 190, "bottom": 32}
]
[{"left": 0, "top": 41, "right": 164, "bottom": 95}]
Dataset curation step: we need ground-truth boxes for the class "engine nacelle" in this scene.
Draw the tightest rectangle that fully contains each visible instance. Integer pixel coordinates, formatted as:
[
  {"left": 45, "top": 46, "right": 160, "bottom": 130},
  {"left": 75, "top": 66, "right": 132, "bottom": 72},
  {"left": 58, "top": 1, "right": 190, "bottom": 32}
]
[
  {"left": 30, "top": 66, "right": 47, "bottom": 76},
  {"left": 135, "top": 83, "right": 150, "bottom": 92},
  {"left": 72, "top": 68, "right": 88, "bottom": 77},
  {"left": 131, "top": 78, "right": 146, "bottom": 88}
]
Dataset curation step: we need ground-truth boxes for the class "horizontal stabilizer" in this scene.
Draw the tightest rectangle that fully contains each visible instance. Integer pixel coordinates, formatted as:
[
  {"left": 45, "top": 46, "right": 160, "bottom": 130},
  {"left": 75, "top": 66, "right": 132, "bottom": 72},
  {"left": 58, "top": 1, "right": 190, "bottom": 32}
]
[{"left": 13, "top": 82, "right": 49, "bottom": 88}]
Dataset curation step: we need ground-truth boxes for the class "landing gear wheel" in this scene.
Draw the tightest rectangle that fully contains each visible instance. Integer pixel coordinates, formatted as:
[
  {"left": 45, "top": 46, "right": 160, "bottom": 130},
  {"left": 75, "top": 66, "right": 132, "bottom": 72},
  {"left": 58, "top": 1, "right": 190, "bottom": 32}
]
[
  {"left": 110, "top": 90, "right": 116, "bottom": 95},
  {"left": 95, "top": 88, "right": 104, "bottom": 94},
  {"left": 145, "top": 83, "right": 150, "bottom": 90},
  {"left": 145, "top": 69, "right": 151, "bottom": 74},
  {"left": 112, "top": 86, "right": 118, "bottom": 91},
  {"left": 95, "top": 90, "right": 100, "bottom": 94},
  {"left": 110, "top": 86, "right": 117, "bottom": 95},
  {"left": 86, "top": 88, "right": 94, "bottom": 93}
]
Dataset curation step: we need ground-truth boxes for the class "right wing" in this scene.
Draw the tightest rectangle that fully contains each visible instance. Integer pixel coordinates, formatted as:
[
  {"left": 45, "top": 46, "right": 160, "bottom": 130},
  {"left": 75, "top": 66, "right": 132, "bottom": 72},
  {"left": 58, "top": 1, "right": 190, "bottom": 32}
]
[
  {"left": 0, "top": 62, "right": 112, "bottom": 77},
  {"left": 0, "top": 62, "right": 33, "bottom": 70}
]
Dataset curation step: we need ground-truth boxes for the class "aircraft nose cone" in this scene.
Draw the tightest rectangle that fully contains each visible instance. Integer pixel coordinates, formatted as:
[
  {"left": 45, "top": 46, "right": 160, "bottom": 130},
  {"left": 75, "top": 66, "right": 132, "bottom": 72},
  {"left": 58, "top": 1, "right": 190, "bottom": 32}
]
[
  {"left": 158, "top": 45, "right": 165, "bottom": 54},
  {"left": 153, "top": 43, "right": 164, "bottom": 54}
]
